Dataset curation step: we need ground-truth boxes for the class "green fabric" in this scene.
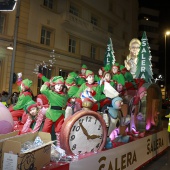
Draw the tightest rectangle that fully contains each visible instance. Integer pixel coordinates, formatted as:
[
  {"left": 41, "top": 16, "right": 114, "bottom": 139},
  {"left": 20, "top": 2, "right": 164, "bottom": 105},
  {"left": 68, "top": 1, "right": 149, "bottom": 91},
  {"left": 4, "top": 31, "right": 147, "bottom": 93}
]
[
  {"left": 76, "top": 77, "right": 86, "bottom": 86},
  {"left": 22, "top": 79, "right": 32, "bottom": 87},
  {"left": 94, "top": 75, "right": 101, "bottom": 82},
  {"left": 13, "top": 94, "right": 32, "bottom": 110},
  {"left": 65, "top": 78, "right": 75, "bottom": 85},
  {"left": 75, "top": 83, "right": 106, "bottom": 101},
  {"left": 68, "top": 85, "right": 79, "bottom": 98},
  {"left": 68, "top": 72, "right": 78, "bottom": 79},
  {"left": 85, "top": 70, "right": 93, "bottom": 77},
  {"left": 42, "top": 76, "right": 49, "bottom": 82},
  {"left": 40, "top": 84, "right": 68, "bottom": 122},
  {"left": 50, "top": 76, "right": 64, "bottom": 84},
  {"left": 112, "top": 74, "right": 125, "bottom": 86},
  {"left": 81, "top": 64, "right": 87, "bottom": 69}
]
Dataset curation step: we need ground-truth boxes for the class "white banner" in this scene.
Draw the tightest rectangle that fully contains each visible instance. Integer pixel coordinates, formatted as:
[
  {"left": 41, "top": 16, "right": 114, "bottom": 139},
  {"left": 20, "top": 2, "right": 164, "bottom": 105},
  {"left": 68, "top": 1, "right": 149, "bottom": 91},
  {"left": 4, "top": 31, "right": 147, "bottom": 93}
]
[{"left": 70, "top": 129, "right": 169, "bottom": 170}]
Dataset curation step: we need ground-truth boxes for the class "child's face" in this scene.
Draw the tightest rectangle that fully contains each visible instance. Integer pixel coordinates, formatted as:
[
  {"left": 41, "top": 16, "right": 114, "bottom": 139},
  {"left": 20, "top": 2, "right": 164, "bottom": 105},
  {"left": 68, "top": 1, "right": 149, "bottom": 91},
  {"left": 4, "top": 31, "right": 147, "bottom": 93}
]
[
  {"left": 81, "top": 69, "right": 86, "bottom": 75},
  {"left": 30, "top": 107, "right": 38, "bottom": 116},
  {"left": 104, "top": 73, "right": 111, "bottom": 81},
  {"left": 112, "top": 66, "right": 118, "bottom": 74},
  {"left": 86, "top": 75, "right": 94, "bottom": 84},
  {"left": 55, "top": 84, "right": 64, "bottom": 92},
  {"left": 116, "top": 83, "right": 123, "bottom": 92},
  {"left": 98, "top": 69, "right": 103, "bottom": 76}
]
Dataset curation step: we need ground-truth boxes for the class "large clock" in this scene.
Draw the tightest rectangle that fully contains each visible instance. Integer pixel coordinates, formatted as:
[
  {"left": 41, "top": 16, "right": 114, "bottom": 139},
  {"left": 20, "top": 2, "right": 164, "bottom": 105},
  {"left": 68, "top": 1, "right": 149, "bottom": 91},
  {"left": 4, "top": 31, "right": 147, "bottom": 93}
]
[{"left": 60, "top": 110, "right": 107, "bottom": 155}]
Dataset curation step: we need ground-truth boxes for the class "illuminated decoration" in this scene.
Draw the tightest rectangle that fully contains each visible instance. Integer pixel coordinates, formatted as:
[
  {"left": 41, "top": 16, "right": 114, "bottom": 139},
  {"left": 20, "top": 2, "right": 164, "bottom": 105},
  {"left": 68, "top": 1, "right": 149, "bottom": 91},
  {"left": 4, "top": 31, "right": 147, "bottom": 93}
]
[
  {"left": 165, "top": 114, "right": 170, "bottom": 132},
  {"left": 135, "top": 31, "right": 153, "bottom": 83},
  {"left": 103, "top": 37, "right": 115, "bottom": 67},
  {"left": 0, "top": 0, "right": 17, "bottom": 11},
  {"left": 6, "top": 44, "right": 13, "bottom": 50},
  {"left": 33, "top": 49, "right": 57, "bottom": 74}
]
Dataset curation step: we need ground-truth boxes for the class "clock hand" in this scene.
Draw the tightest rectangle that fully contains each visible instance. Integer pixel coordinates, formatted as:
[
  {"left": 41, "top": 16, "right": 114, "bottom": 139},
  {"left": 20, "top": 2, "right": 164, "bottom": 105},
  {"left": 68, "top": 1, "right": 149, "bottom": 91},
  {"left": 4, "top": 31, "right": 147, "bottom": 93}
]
[
  {"left": 88, "top": 134, "right": 101, "bottom": 139},
  {"left": 79, "top": 122, "right": 90, "bottom": 139}
]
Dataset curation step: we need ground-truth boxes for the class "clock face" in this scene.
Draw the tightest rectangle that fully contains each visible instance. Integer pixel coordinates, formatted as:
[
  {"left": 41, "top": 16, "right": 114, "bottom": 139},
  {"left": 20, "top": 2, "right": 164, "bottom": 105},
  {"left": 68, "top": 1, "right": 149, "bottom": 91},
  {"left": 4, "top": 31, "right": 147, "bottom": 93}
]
[
  {"left": 60, "top": 110, "right": 107, "bottom": 155},
  {"left": 69, "top": 115, "right": 103, "bottom": 154}
]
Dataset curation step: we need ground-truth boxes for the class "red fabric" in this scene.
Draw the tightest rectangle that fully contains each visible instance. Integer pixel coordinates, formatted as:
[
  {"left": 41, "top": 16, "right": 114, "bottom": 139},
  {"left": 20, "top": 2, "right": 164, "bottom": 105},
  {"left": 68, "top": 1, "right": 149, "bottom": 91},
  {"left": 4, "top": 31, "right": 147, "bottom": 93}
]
[
  {"left": 42, "top": 114, "right": 64, "bottom": 133},
  {"left": 134, "top": 78, "right": 145, "bottom": 89},
  {"left": 100, "top": 98, "right": 111, "bottom": 108},
  {"left": 44, "top": 82, "right": 50, "bottom": 87},
  {"left": 21, "top": 91, "right": 32, "bottom": 97},
  {"left": 9, "top": 105, "right": 14, "bottom": 112},
  {"left": 21, "top": 112, "right": 28, "bottom": 124},
  {"left": 11, "top": 109, "right": 25, "bottom": 121},
  {"left": 91, "top": 103, "right": 98, "bottom": 112},
  {"left": 125, "top": 82, "right": 136, "bottom": 90},
  {"left": 85, "top": 82, "right": 98, "bottom": 88},
  {"left": 90, "top": 90, "right": 96, "bottom": 96},
  {"left": 38, "top": 73, "right": 43, "bottom": 79}
]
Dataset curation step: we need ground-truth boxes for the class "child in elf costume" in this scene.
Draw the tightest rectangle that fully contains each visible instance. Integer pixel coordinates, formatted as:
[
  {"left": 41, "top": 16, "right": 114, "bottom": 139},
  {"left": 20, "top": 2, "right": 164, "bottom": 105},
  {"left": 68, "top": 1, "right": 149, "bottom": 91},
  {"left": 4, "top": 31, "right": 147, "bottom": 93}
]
[
  {"left": 94, "top": 66, "right": 105, "bottom": 83},
  {"left": 21, "top": 100, "right": 47, "bottom": 134},
  {"left": 111, "top": 63, "right": 125, "bottom": 86},
  {"left": 75, "top": 70, "right": 108, "bottom": 111},
  {"left": 40, "top": 76, "right": 68, "bottom": 146},
  {"left": 9, "top": 79, "right": 33, "bottom": 121},
  {"left": 79, "top": 64, "right": 87, "bottom": 79}
]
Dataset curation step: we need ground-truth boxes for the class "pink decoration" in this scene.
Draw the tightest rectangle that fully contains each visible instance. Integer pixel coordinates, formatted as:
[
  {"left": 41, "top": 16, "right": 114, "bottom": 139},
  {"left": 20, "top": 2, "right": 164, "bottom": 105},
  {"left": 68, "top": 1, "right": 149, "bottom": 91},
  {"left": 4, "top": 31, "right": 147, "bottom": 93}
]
[{"left": 0, "top": 102, "right": 14, "bottom": 134}]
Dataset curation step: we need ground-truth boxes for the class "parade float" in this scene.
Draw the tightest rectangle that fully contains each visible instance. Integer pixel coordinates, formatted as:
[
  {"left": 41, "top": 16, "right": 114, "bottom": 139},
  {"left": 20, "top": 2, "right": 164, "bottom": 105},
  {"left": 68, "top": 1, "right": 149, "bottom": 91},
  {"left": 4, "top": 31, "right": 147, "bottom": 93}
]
[
  {"left": 0, "top": 32, "right": 169, "bottom": 170},
  {"left": 41, "top": 32, "right": 169, "bottom": 170}
]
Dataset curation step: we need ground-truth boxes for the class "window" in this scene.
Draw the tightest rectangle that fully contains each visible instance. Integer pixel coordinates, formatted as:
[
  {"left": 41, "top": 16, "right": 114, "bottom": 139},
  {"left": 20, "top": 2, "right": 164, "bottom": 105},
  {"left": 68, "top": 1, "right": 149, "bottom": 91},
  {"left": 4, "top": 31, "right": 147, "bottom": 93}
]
[
  {"left": 43, "top": 0, "right": 53, "bottom": 9},
  {"left": 91, "top": 45, "right": 96, "bottom": 59},
  {"left": 0, "top": 13, "right": 5, "bottom": 34},
  {"left": 68, "top": 37, "right": 76, "bottom": 53},
  {"left": 59, "top": 69, "right": 70, "bottom": 80},
  {"left": 37, "top": 66, "right": 52, "bottom": 94},
  {"left": 69, "top": 3, "right": 79, "bottom": 16},
  {"left": 40, "top": 26, "right": 53, "bottom": 46},
  {"left": 91, "top": 15, "right": 98, "bottom": 26}
]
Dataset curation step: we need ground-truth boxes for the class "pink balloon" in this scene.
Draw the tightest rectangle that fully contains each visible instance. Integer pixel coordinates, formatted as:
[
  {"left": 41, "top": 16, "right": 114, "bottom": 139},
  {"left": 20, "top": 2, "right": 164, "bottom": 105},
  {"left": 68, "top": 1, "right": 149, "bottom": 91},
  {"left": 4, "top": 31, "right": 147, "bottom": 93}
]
[{"left": 0, "top": 103, "right": 14, "bottom": 134}]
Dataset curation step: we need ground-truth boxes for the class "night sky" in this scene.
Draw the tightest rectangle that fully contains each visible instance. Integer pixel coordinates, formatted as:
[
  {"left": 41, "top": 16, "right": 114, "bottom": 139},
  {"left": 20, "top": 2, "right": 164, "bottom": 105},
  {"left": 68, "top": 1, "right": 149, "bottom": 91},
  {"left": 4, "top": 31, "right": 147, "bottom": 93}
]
[{"left": 139, "top": 0, "right": 170, "bottom": 85}]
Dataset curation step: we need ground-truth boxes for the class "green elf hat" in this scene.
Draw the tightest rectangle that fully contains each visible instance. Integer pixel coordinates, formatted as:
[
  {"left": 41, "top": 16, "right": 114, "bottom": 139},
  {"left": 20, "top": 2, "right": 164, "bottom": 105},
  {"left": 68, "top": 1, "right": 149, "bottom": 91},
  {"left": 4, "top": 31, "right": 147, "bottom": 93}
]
[
  {"left": 24, "top": 100, "right": 37, "bottom": 113},
  {"left": 50, "top": 76, "right": 64, "bottom": 86},
  {"left": 104, "top": 65, "right": 111, "bottom": 72},
  {"left": 85, "top": 70, "right": 94, "bottom": 78},
  {"left": 68, "top": 72, "right": 78, "bottom": 79},
  {"left": 65, "top": 78, "right": 75, "bottom": 86},
  {"left": 81, "top": 64, "right": 87, "bottom": 70},
  {"left": 21, "top": 79, "right": 32, "bottom": 89}
]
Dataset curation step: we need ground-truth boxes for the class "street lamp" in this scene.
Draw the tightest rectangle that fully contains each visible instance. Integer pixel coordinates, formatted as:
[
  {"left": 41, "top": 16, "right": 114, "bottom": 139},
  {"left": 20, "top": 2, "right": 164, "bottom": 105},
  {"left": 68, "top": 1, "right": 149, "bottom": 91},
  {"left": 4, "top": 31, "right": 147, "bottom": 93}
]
[{"left": 165, "top": 31, "right": 170, "bottom": 98}]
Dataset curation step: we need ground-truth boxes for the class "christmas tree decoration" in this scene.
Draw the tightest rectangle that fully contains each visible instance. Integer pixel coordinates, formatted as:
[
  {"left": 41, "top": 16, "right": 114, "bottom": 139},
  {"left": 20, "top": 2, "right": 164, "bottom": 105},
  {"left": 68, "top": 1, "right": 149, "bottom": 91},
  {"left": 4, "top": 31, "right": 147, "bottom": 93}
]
[
  {"left": 135, "top": 31, "right": 153, "bottom": 83},
  {"left": 104, "top": 38, "right": 115, "bottom": 67}
]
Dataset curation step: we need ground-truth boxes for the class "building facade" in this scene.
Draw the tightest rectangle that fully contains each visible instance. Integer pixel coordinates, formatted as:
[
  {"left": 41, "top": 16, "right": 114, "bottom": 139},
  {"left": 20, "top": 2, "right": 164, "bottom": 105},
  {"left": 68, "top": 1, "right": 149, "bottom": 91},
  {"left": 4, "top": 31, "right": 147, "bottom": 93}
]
[{"left": 0, "top": 0, "right": 139, "bottom": 96}]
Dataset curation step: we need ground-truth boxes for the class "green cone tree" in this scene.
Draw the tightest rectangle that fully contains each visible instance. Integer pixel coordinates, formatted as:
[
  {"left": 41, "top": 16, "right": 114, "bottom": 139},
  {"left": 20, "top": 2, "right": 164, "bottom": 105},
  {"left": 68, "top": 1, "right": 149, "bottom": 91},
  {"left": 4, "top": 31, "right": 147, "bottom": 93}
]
[
  {"left": 135, "top": 31, "right": 153, "bottom": 83},
  {"left": 104, "top": 37, "right": 115, "bottom": 67}
]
